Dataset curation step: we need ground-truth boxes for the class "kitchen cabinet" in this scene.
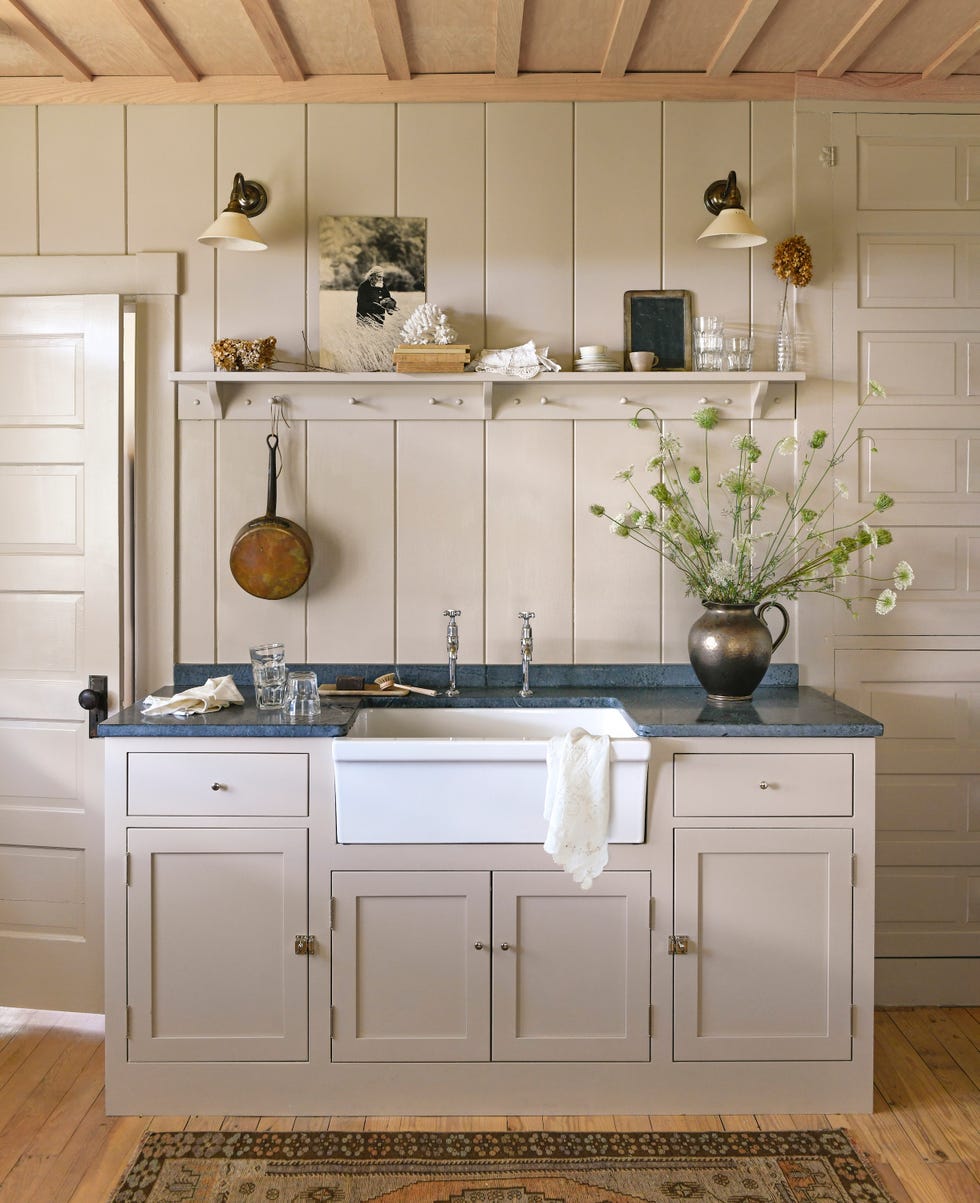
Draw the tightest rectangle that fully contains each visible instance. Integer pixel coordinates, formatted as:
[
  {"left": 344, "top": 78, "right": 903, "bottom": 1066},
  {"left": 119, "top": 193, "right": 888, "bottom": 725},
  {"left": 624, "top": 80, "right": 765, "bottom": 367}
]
[
  {"left": 101, "top": 718, "right": 877, "bottom": 1116},
  {"left": 330, "top": 870, "right": 650, "bottom": 1064}
]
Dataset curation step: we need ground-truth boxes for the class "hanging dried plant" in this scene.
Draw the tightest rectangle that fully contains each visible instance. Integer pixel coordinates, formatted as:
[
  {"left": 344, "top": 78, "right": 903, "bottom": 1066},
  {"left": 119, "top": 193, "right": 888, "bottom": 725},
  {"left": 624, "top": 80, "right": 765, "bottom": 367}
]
[{"left": 771, "top": 235, "right": 813, "bottom": 288}]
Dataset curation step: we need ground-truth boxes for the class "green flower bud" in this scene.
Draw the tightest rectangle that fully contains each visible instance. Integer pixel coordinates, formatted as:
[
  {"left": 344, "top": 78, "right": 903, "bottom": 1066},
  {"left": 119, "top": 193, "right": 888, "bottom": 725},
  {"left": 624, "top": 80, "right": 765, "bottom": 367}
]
[{"left": 809, "top": 430, "right": 828, "bottom": 449}]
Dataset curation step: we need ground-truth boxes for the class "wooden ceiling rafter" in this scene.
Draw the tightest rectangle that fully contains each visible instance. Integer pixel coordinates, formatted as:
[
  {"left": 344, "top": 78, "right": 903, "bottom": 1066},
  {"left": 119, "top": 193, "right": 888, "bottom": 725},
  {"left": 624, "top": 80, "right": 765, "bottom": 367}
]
[
  {"left": 495, "top": 0, "right": 525, "bottom": 79},
  {"left": 239, "top": 0, "right": 304, "bottom": 82},
  {"left": 366, "top": 0, "right": 410, "bottom": 82},
  {"left": 817, "top": 0, "right": 913, "bottom": 79},
  {"left": 600, "top": 0, "right": 652, "bottom": 79},
  {"left": 706, "top": 0, "right": 780, "bottom": 79},
  {"left": 922, "top": 17, "right": 980, "bottom": 80},
  {"left": 0, "top": 0, "right": 92, "bottom": 82},
  {"left": 109, "top": 0, "right": 199, "bottom": 84}
]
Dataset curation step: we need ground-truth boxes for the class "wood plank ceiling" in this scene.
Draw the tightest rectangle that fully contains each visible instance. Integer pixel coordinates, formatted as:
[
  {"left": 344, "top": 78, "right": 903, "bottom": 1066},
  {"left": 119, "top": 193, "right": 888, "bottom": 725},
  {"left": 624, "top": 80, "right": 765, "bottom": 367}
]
[{"left": 0, "top": 0, "right": 976, "bottom": 103}]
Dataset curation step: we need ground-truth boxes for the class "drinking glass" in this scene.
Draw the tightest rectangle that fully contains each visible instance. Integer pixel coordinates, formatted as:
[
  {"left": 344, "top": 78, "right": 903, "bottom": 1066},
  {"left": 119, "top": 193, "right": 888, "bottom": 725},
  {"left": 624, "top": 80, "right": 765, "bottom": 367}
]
[
  {"left": 725, "top": 335, "right": 754, "bottom": 371},
  {"left": 283, "top": 670, "right": 320, "bottom": 718},
  {"left": 693, "top": 315, "right": 724, "bottom": 370},
  {"left": 250, "top": 642, "right": 287, "bottom": 710}
]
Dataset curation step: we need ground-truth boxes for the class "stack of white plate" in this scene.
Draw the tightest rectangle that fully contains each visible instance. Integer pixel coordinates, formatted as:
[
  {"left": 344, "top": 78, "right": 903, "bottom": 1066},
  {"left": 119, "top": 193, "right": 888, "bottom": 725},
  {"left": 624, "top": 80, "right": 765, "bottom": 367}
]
[{"left": 574, "top": 345, "right": 620, "bottom": 371}]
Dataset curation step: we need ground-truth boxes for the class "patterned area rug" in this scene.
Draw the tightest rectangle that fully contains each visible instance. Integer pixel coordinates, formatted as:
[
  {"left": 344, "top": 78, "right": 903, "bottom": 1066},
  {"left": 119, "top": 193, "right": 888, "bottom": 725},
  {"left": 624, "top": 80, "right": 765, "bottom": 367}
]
[{"left": 109, "top": 1128, "right": 898, "bottom": 1203}]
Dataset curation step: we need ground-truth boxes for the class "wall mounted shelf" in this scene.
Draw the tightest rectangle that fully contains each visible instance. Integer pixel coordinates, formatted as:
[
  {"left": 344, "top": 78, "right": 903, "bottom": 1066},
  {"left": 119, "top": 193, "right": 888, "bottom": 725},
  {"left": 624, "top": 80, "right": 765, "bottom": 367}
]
[{"left": 171, "top": 371, "right": 804, "bottom": 422}]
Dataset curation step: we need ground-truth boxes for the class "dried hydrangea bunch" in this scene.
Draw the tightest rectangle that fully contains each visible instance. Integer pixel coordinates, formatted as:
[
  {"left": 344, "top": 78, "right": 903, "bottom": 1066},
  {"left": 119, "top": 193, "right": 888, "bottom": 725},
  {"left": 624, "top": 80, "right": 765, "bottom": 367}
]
[
  {"left": 772, "top": 235, "right": 813, "bottom": 288},
  {"left": 400, "top": 303, "right": 458, "bottom": 345},
  {"left": 591, "top": 381, "right": 912, "bottom": 616},
  {"left": 211, "top": 337, "right": 277, "bottom": 371}
]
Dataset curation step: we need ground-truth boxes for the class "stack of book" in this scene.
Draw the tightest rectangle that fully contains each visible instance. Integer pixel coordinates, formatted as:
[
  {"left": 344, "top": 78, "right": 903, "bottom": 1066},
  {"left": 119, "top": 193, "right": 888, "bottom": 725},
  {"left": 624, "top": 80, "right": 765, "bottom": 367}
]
[{"left": 392, "top": 344, "right": 471, "bottom": 373}]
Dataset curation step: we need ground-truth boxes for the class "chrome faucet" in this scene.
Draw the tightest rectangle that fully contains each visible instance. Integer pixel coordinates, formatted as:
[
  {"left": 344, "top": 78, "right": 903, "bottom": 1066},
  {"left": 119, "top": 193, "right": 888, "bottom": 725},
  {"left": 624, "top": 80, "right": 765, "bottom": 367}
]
[
  {"left": 444, "top": 609, "right": 461, "bottom": 696},
  {"left": 518, "top": 611, "right": 535, "bottom": 697}
]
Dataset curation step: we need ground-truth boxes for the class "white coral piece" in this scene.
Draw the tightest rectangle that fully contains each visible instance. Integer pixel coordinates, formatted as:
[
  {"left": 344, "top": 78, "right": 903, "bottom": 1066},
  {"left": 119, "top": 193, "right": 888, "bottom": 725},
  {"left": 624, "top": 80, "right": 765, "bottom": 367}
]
[{"left": 400, "top": 302, "right": 457, "bottom": 345}]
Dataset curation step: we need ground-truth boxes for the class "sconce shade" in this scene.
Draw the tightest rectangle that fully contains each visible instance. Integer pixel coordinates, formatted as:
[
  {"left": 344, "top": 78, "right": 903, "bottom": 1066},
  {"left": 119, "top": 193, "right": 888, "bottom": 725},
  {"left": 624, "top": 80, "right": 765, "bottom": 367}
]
[
  {"left": 697, "top": 169, "right": 767, "bottom": 249},
  {"left": 698, "top": 206, "right": 768, "bottom": 249},
  {"left": 198, "top": 172, "right": 269, "bottom": 251}
]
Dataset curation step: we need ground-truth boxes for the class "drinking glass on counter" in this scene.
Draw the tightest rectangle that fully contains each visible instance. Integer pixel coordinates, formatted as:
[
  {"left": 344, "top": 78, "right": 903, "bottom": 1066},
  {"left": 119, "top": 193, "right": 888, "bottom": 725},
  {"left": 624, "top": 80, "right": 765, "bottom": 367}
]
[
  {"left": 693, "top": 315, "right": 724, "bottom": 370},
  {"left": 283, "top": 670, "right": 320, "bottom": 718},
  {"left": 250, "top": 642, "right": 287, "bottom": 709}
]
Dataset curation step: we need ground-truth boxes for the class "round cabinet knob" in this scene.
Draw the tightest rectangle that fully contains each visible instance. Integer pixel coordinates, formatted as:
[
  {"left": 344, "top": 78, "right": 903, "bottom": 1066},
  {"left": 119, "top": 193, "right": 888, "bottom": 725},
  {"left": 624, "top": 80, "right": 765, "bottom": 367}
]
[
  {"left": 473, "top": 941, "right": 484, "bottom": 950},
  {"left": 500, "top": 942, "right": 511, "bottom": 951},
  {"left": 759, "top": 781, "right": 769, "bottom": 790},
  {"left": 211, "top": 782, "right": 227, "bottom": 791}
]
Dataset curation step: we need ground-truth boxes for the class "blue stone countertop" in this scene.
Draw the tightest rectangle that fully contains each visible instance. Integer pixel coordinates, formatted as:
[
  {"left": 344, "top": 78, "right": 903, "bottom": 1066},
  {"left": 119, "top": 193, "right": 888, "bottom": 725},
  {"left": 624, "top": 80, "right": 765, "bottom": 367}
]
[{"left": 98, "top": 663, "right": 883, "bottom": 739}]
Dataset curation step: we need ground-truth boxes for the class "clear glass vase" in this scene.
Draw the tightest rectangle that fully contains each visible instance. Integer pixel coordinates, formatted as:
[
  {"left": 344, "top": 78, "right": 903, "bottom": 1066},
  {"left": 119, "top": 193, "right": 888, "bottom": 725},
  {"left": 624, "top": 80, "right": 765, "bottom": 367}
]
[{"left": 775, "top": 287, "right": 795, "bottom": 371}]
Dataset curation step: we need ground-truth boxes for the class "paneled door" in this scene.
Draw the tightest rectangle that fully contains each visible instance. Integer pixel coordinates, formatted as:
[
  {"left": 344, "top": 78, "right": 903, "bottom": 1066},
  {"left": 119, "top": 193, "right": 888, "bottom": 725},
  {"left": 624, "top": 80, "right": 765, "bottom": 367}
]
[
  {"left": 0, "top": 295, "right": 122, "bottom": 1012},
  {"left": 673, "top": 827, "right": 853, "bottom": 1061}
]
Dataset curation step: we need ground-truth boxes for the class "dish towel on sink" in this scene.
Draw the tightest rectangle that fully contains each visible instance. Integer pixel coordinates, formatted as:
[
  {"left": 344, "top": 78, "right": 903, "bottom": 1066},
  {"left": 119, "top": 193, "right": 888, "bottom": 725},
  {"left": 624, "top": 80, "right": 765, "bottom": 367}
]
[
  {"left": 141, "top": 675, "right": 245, "bottom": 716},
  {"left": 543, "top": 727, "right": 611, "bottom": 889}
]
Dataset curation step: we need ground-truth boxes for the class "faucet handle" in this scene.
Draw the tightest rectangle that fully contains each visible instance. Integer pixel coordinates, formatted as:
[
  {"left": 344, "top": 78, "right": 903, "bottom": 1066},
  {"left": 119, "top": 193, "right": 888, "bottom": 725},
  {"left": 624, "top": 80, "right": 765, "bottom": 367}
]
[
  {"left": 518, "top": 611, "right": 535, "bottom": 621},
  {"left": 444, "top": 609, "right": 461, "bottom": 619}
]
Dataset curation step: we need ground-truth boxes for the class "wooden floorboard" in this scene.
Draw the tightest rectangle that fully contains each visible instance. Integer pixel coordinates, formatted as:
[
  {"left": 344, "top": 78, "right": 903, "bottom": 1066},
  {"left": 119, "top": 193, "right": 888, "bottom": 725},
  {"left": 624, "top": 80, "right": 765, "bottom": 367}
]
[{"left": 0, "top": 1007, "right": 975, "bottom": 1202}]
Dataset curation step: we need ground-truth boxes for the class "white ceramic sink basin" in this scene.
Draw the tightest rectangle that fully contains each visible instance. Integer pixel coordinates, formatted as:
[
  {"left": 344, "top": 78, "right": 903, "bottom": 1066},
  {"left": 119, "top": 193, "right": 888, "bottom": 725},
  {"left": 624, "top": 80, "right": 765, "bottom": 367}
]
[{"left": 332, "top": 707, "right": 650, "bottom": 844}]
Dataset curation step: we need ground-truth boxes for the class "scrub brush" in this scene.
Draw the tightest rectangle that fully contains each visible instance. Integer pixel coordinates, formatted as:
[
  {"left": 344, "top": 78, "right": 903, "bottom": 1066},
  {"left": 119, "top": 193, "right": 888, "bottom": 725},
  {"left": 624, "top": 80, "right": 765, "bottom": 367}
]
[{"left": 374, "top": 672, "right": 438, "bottom": 697}]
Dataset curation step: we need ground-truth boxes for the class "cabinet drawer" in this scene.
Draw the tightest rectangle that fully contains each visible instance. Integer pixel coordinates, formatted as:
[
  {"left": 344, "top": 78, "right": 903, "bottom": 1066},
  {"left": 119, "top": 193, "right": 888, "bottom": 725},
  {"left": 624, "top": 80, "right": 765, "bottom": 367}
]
[
  {"left": 673, "top": 752, "right": 853, "bottom": 817},
  {"left": 127, "top": 752, "right": 309, "bottom": 816}
]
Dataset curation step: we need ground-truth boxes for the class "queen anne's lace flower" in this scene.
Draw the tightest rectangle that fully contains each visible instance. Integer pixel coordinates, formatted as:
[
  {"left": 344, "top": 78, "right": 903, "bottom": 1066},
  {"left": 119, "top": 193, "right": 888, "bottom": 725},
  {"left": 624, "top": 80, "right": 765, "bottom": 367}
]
[
  {"left": 893, "top": 561, "right": 914, "bottom": 590},
  {"left": 875, "top": 589, "right": 897, "bottom": 614}
]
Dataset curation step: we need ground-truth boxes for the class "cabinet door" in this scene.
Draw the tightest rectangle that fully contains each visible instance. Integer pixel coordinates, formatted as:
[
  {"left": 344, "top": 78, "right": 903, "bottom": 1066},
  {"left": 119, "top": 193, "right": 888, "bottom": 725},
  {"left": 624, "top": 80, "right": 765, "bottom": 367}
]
[
  {"left": 331, "top": 871, "right": 490, "bottom": 1062},
  {"left": 673, "top": 828, "right": 853, "bottom": 1061},
  {"left": 491, "top": 871, "right": 652, "bottom": 1061},
  {"left": 127, "top": 828, "right": 309, "bottom": 1062}
]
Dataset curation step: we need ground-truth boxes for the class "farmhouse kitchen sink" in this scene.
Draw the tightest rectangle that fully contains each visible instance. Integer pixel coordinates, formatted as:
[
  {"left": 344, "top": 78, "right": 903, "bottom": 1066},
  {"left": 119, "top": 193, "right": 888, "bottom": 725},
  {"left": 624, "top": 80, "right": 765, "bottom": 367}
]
[{"left": 332, "top": 707, "right": 650, "bottom": 843}]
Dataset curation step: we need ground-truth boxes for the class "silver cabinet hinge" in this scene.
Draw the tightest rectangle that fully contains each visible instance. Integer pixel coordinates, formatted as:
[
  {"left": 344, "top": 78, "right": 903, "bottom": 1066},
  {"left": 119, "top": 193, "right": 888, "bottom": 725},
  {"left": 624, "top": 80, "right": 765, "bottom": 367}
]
[
  {"left": 851, "top": 854, "right": 857, "bottom": 887},
  {"left": 820, "top": 145, "right": 838, "bottom": 167},
  {"left": 850, "top": 1004, "right": 857, "bottom": 1037},
  {"left": 329, "top": 1005, "right": 335, "bottom": 1038},
  {"left": 330, "top": 896, "right": 336, "bottom": 930},
  {"left": 126, "top": 1005, "right": 132, "bottom": 1039},
  {"left": 649, "top": 1004, "right": 655, "bottom": 1037},
  {"left": 294, "top": 934, "right": 316, "bottom": 956},
  {"left": 125, "top": 852, "right": 131, "bottom": 886},
  {"left": 649, "top": 897, "right": 656, "bottom": 929}
]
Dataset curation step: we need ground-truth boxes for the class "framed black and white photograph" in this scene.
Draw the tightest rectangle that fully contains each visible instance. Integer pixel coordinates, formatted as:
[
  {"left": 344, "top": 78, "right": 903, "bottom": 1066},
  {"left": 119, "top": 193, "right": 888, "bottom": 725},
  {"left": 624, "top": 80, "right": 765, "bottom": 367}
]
[
  {"left": 318, "top": 216, "right": 427, "bottom": 371},
  {"left": 624, "top": 289, "right": 692, "bottom": 370}
]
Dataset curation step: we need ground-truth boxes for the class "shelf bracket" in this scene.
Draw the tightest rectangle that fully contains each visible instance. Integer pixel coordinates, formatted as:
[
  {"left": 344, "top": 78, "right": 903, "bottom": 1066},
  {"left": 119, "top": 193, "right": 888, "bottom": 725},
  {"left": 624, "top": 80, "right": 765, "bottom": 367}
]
[{"left": 205, "top": 380, "right": 226, "bottom": 419}]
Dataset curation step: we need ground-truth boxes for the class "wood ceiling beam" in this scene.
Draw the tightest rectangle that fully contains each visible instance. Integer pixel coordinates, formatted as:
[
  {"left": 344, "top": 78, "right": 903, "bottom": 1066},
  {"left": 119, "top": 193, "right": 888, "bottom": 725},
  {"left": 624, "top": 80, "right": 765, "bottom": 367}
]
[
  {"left": 366, "top": 0, "right": 410, "bottom": 81},
  {"left": 707, "top": 0, "right": 780, "bottom": 78},
  {"left": 239, "top": 0, "right": 304, "bottom": 82},
  {"left": 0, "top": 0, "right": 92, "bottom": 82},
  {"left": 495, "top": 0, "right": 525, "bottom": 78},
  {"left": 601, "top": 0, "right": 652, "bottom": 79},
  {"left": 109, "top": 0, "right": 198, "bottom": 83},
  {"left": 922, "top": 17, "right": 980, "bottom": 81},
  {"left": 817, "top": 0, "right": 912, "bottom": 78}
]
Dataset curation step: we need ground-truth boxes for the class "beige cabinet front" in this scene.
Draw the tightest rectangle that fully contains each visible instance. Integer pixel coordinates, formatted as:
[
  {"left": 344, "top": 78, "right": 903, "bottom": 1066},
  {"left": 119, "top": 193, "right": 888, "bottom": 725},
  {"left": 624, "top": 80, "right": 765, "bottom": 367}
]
[
  {"left": 330, "top": 870, "right": 651, "bottom": 1063},
  {"left": 126, "top": 827, "right": 310, "bottom": 1062},
  {"left": 672, "top": 827, "right": 854, "bottom": 1062}
]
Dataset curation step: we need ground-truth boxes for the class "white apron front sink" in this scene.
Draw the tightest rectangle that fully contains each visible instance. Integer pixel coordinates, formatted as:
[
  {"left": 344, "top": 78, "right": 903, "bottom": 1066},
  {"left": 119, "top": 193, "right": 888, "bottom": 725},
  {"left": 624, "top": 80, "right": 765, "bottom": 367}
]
[{"left": 332, "top": 707, "right": 650, "bottom": 844}]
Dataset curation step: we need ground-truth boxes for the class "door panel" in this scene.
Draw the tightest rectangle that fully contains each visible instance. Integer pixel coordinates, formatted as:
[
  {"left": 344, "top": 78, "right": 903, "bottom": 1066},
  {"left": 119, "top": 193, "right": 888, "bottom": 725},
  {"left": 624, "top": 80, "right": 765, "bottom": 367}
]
[
  {"left": 0, "top": 295, "right": 121, "bottom": 1011},
  {"left": 673, "top": 827, "right": 853, "bottom": 1061},
  {"left": 331, "top": 870, "right": 491, "bottom": 1062},
  {"left": 127, "top": 827, "right": 309, "bottom": 1062},
  {"left": 491, "top": 870, "right": 651, "bottom": 1062}
]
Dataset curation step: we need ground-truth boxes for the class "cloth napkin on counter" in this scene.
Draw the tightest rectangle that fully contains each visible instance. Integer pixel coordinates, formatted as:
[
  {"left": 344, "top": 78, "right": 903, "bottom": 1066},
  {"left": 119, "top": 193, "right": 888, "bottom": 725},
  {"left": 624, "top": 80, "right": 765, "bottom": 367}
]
[
  {"left": 543, "top": 727, "right": 611, "bottom": 889},
  {"left": 141, "top": 675, "right": 245, "bottom": 717},
  {"left": 470, "top": 340, "right": 561, "bottom": 378}
]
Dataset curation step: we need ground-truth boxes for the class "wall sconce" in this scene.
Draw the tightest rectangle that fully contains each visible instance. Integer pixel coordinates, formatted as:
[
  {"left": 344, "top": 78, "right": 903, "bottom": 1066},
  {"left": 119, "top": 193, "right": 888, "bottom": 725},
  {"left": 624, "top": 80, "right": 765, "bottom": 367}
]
[
  {"left": 697, "top": 170, "right": 767, "bottom": 249},
  {"left": 197, "top": 172, "right": 269, "bottom": 251}
]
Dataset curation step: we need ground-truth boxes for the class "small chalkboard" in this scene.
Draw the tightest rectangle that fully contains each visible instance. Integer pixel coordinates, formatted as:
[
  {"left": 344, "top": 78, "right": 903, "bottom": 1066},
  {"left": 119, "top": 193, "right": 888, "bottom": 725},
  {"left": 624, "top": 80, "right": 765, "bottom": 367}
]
[{"left": 624, "top": 290, "right": 692, "bottom": 370}]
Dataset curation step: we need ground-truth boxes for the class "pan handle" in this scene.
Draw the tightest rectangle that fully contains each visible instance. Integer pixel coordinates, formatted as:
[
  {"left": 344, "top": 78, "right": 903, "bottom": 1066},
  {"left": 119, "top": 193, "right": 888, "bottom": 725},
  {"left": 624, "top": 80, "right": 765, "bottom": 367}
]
[{"left": 265, "top": 433, "right": 279, "bottom": 518}]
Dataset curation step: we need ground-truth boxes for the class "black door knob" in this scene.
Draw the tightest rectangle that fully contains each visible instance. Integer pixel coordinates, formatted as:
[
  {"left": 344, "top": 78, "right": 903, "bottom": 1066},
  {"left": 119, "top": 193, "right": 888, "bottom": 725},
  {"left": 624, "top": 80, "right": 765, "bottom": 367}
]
[
  {"left": 78, "top": 688, "right": 104, "bottom": 712},
  {"left": 77, "top": 675, "right": 108, "bottom": 737}
]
